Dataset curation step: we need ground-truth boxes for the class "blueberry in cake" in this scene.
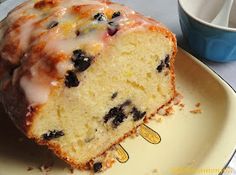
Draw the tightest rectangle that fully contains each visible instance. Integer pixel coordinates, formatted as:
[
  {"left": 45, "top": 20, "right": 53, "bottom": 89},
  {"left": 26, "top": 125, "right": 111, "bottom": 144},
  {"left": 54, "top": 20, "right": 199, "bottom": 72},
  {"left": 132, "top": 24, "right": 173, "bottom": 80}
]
[{"left": 0, "top": 0, "right": 177, "bottom": 170}]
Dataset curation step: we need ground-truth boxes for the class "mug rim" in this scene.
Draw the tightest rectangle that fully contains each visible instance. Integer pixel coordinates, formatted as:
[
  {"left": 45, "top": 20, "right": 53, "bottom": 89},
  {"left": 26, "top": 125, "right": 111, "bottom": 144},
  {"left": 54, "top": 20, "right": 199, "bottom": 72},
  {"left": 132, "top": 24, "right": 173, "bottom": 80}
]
[{"left": 178, "top": 0, "right": 236, "bottom": 32}]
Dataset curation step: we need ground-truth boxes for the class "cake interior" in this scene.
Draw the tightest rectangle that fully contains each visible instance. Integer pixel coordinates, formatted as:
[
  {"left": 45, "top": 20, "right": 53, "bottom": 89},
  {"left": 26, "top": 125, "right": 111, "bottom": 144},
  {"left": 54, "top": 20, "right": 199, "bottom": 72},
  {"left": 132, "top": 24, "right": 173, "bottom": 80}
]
[{"left": 29, "top": 30, "right": 175, "bottom": 166}]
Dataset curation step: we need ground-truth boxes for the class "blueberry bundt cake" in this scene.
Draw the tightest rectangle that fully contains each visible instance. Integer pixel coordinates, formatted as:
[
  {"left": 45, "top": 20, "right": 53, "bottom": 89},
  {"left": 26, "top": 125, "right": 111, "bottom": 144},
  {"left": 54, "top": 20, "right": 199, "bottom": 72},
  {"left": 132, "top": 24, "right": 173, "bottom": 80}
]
[{"left": 0, "top": 0, "right": 177, "bottom": 170}]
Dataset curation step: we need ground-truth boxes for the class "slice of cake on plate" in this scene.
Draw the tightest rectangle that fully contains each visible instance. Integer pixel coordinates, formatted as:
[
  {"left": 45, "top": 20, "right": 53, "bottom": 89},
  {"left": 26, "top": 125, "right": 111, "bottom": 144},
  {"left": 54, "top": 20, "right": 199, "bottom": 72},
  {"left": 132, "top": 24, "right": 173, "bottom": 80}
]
[{"left": 0, "top": 0, "right": 177, "bottom": 171}]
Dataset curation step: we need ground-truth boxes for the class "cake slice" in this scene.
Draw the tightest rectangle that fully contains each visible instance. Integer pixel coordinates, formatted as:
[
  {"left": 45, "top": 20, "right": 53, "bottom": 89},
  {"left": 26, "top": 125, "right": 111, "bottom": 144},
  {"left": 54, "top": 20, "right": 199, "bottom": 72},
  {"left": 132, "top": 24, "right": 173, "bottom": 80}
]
[{"left": 0, "top": 0, "right": 177, "bottom": 170}]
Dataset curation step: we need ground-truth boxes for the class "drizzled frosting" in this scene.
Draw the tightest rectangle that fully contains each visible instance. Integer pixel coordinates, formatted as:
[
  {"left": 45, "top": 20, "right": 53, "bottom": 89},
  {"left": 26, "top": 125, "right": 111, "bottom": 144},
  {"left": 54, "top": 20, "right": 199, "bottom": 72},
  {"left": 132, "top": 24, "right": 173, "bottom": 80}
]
[{"left": 0, "top": 0, "right": 164, "bottom": 105}]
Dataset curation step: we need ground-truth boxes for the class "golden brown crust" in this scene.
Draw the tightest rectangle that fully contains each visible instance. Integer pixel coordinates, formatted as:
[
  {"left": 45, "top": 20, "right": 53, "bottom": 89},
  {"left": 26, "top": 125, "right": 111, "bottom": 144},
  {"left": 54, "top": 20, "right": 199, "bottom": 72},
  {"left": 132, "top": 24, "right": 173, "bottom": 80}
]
[
  {"left": 1, "top": 15, "right": 35, "bottom": 64},
  {"left": 0, "top": 81, "right": 34, "bottom": 133},
  {"left": 34, "top": 0, "right": 61, "bottom": 9}
]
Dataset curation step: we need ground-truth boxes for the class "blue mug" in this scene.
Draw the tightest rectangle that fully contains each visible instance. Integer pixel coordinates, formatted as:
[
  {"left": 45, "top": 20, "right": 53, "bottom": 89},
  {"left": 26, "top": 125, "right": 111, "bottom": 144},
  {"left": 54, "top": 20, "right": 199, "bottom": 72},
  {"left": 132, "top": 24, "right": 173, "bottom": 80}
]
[{"left": 178, "top": 0, "right": 236, "bottom": 62}]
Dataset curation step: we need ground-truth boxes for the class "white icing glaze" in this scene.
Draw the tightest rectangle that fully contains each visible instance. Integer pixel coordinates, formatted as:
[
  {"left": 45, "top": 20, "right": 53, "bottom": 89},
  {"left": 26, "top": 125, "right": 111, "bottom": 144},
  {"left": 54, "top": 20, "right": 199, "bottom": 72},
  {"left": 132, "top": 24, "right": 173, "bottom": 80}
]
[
  {"left": 56, "top": 60, "right": 74, "bottom": 76},
  {"left": 0, "top": 0, "right": 165, "bottom": 105},
  {"left": 20, "top": 76, "right": 50, "bottom": 105},
  {"left": 19, "top": 18, "right": 37, "bottom": 51}
]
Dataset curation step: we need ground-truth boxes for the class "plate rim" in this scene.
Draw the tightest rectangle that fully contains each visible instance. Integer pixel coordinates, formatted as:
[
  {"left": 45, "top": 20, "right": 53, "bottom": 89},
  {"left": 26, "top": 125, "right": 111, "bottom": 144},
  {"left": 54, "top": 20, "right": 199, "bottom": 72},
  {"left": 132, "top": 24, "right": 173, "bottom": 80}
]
[{"left": 178, "top": 47, "right": 236, "bottom": 175}]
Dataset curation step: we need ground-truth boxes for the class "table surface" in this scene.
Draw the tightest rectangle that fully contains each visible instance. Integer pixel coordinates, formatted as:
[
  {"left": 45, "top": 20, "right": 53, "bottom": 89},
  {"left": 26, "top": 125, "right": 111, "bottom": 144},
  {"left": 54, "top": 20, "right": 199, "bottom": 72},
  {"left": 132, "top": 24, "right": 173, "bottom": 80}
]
[{"left": 0, "top": 0, "right": 236, "bottom": 173}]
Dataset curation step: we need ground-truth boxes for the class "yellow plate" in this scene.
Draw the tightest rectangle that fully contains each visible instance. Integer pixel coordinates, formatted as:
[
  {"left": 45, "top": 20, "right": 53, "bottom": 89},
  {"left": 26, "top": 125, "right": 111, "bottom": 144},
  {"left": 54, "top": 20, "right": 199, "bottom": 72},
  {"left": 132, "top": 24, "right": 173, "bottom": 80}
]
[{"left": 0, "top": 48, "right": 236, "bottom": 175}]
